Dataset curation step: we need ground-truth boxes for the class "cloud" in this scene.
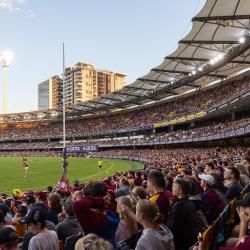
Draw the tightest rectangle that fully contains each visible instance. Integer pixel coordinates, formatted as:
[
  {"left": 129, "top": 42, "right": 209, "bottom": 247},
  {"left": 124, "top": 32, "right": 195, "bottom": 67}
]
[
  {"left": 0, "top": 0, "right": 13, "bottom": 12},
  {"left": 0, "top": 0, "right": 27, "bottom": 12},
  {"left": 15, "top": 0, "right": 26, "bottom": 4}
]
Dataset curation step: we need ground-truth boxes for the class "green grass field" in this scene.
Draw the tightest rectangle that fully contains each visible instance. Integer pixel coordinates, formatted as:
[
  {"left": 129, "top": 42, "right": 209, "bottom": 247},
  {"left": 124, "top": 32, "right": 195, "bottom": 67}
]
[{"left": 0, "top": 157, "right": 143, "bottom": 194}]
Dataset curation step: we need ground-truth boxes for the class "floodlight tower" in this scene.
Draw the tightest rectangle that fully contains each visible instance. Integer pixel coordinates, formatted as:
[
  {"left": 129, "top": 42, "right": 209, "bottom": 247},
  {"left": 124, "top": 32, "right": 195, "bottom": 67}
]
[{"left": 0, "top": 51, "right": 13, "bottom": 114}]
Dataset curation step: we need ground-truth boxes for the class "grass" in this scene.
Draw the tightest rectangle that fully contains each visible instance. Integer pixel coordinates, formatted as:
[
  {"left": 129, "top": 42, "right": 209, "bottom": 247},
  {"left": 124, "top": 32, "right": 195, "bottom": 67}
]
[{"left": 0, "top": 157, "right": 143, "bottom": 194}]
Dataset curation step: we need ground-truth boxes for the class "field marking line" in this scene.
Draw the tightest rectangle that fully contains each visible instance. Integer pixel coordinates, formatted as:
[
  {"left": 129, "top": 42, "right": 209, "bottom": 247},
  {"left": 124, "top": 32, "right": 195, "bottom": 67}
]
[{"left": 78, "top": 162, "right": 114, "bottom": 181}]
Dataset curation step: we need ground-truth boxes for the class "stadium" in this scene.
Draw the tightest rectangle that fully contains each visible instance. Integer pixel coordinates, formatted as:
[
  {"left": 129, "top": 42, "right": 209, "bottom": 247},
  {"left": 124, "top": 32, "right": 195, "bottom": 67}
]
[{"left": 1, "top": 0, "right": 250, "bottom": 249}]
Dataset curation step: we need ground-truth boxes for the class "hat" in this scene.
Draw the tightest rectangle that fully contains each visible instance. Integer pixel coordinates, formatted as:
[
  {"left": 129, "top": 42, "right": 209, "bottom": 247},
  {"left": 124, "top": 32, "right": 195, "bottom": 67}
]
[
  {"left": 20, "top": 207, "right": 47, "bottom": 224},
  {"left": 25, "top": 194, "right": 35, "bottom": 204},
  {"left": 236, "top": 193, "right": 250, "bottom": 207},
  {"left": 74, "top": 179, "right": 80, "bottom": 185},
  {"left": 17, "top": 204, "right": 28, "bottom": 216},
  {"left": 0, "top": 227, "right": 18, "bottom": 245},
  {"left": 198, "top": 174, "right": 215, "bottom": 186}
]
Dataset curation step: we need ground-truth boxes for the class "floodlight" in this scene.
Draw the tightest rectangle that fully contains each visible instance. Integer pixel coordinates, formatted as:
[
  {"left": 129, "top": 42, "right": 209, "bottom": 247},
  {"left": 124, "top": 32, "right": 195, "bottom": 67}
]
[
  {"left": 239, "top": 37, "right": 246, "bottom": 44},
  {"left": 210, "top": 59, "right": 215, "bottom": 65},
  {"left": 0, "top": 51, "right": 13, "bottom": 67},
  {"left": 217, "top": 53, "right": 224, "bottom": 60}
]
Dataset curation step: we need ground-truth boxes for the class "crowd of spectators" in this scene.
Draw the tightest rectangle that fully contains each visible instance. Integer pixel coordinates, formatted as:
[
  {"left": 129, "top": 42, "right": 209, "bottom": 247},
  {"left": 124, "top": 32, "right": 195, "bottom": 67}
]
[
  {"left": 0, "top": 76, "right": 249, "bottom": 141},
  {"left": 0, "top": 146, "right": 250, "bottom": 249},
  {"left": 0, "top": 116, "right": 249, "bottom": 151}
]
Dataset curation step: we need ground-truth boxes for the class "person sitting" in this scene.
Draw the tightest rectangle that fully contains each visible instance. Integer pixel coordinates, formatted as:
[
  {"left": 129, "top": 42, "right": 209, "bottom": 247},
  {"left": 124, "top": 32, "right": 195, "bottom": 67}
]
[
  {"left": 56, "top": 199, "right": 82, "bottom": 242},
  {"left": 199, "top": 174, "right": 225, "bottom": 224},
  {"left": 219, "top": 193, "right": 250, "bottom": 250},
  {"left": 224, "top": 167, "right": 243, "bottom": 201},
  {"left": 135, "top": 199, "right": 174, "bottom": 250}
]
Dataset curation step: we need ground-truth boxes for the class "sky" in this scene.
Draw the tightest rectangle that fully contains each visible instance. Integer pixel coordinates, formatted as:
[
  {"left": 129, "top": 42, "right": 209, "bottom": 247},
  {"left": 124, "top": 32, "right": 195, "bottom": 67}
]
[{"left": 0, "top": 0, "right": 206, "bottom": 114}]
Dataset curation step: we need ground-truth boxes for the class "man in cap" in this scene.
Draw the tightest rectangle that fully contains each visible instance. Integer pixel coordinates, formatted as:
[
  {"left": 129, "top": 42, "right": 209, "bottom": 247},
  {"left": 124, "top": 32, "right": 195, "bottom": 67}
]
[
  {"left": 20, "top": 207, "right": 59, "bottom": 250},
  {"left": 0, "top": 227, "right": 18, "bottom": 250},
  {"left": 199, "top": 173, "right": 225, "bottom": 224}
]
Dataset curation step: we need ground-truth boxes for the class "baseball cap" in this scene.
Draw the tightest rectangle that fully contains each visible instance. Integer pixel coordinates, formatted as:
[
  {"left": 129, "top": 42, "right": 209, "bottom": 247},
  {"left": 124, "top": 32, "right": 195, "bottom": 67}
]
[
  {"left": 20, "top": 207, "right": 47, "bottom": 224},
  {"left": 17, "top": 204, "right": 28, "bottom": 216},
  {"left": 198, "top": 173, "right": 215, "bottom": 186},
  {"left": 236, "top": 193, "right": 250, "bottom": 207},
  {"left": 74, "top": 179, "right": 80, "bottom": 185},
  {"left": 0, "top": 227, "right": 18, "bottom": 245}
]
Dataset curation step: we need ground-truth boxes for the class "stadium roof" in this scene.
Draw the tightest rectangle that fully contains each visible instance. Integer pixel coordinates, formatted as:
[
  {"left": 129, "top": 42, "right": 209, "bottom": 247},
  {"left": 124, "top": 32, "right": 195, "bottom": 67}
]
[{"left": 2, "top": 0, "right": 250, "bottom": 122}]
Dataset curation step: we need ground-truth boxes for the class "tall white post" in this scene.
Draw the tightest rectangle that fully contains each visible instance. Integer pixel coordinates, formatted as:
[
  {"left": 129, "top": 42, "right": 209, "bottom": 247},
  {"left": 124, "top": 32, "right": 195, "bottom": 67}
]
[
  {"left": 3, "top": 65, "right": 8, "bottom": 114},
  {"left": 63, "top": 43, "right": 66, "bottom": 148}
]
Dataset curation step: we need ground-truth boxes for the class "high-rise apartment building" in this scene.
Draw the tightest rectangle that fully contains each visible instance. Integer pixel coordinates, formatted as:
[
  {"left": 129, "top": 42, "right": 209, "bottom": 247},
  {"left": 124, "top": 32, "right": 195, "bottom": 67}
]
[
  {"left": 64, "top": 62, "right": 126, "bottom": 106},
  {"left": 38, "top": 75, "right": 63, "bottom": 110}
]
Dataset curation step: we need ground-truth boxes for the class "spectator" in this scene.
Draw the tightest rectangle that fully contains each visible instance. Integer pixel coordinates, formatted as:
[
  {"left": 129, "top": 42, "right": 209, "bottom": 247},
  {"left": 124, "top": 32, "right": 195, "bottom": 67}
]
[
  {"left": 74, "top": 182, "right": 119, "bottom": 248},
  {"left": 74, "top": 234, "right": 114, "bottom": 250},
  {"left": 224, "top": 167, "right": 243, "bottom": 201},
  {"left": 235, "top": 163, "right": 250, "bottom": 188},
  {"left": 115, "top": 178, "right": 131, "bottom": 198},
  {"left": 56, "top": 199, "right": 82, "bottom": 242},
  {"left": 147, "top": 170, "right": 171, "bottom": 224},
  {"left": 12, "top": 204, "right": 28, "bottom": 237},
  {"left": 0, "top": 227, "right": 19, "bottom": 250},
  {"left": 199, "top": 174, "right": 225, "bottom": 224},
  {"left": 220, "top": 193, "right": 250, "bottom": 250},
  {"left": 135, "top": 199, "right": 174, "bottom": 250},
  {"left": 116, "top": 196, "right": 138, "bottom": 242},
  {"left": 204, "top": 162, "right": 216, "bottom": 175},
  {"left": 168, "top": 178, "right": 198, "bottom": 250},
  {"left": 20, "top": 207, "right": 59, "bottom": 250},
  {"left": 47, "top": 193, "right": 62, "bottom": 225}
]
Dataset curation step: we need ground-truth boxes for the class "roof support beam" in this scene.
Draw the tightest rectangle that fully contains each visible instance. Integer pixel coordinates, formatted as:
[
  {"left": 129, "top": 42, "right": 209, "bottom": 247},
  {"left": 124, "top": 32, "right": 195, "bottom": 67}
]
[
  {"left": 165, "top": 56, "right": 208, "bottom": 61},
  {"left": 124, "top": 86, "right": 153, "bottom": 91},
  {"left": 89, "top": 101, "right": 113, "bottom": 106},
  {"left": 192, "top": 15, "right": 250, "bottom": 22},
  {"left": 152, "top": 68, "right": 225, "bottom": 79},
  {"left": 100, "top": 96, "right": 122, "bottom": 103},
  {"left": 180, "top": 40, "right": 239, "bottom": 45},
  {"left": 138, "top": 78, "right": 171, "bottom": 84},
  {"left": 117, "top": 92, "right": 142, "bottom": 98}
]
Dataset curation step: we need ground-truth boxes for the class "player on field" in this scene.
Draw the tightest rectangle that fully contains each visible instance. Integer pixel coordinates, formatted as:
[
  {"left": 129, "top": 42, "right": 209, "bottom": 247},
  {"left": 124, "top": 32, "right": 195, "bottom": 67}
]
[
  {"left": 98, "top": 159, "right": 103, "bottom": 174},
  {"left": 22, "top": 156, "right": 29, "bottom": 177}
]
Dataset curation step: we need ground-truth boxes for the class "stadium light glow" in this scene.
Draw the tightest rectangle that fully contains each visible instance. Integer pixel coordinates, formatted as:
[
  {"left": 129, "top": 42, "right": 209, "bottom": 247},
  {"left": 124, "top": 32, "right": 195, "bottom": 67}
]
[
  {"left": 217, "top": 53, "right": 224, "bottom": 60},
  {"left": 198, "top": 67, "right": 203, "bottom": 72},
  {"left": 0, "top": 51, "right": 13, "bottom": 67},
  {"left": 210, "top": 59, "right": 215, "bottom": 65},
  {"left": 189, "top": 73, "right": 192, "bottom": 76},
  {"left": 192, "top": 70, "right": 196, "bottom": 75},
  {"left": 239, "top": 37, "right": 246, "bottom": 44}
]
